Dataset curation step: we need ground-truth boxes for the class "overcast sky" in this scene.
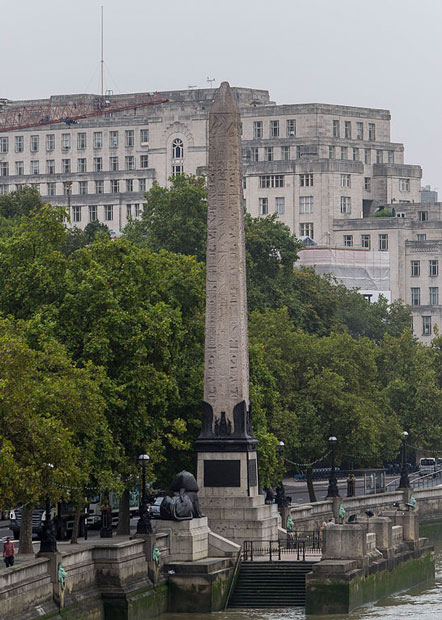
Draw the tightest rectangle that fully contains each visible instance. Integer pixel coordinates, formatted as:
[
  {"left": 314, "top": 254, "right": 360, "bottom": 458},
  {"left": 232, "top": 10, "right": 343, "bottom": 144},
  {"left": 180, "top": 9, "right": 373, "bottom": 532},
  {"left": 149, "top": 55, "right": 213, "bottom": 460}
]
[{"left": 1, "top": 0, "right": 441, "bottom": 191}]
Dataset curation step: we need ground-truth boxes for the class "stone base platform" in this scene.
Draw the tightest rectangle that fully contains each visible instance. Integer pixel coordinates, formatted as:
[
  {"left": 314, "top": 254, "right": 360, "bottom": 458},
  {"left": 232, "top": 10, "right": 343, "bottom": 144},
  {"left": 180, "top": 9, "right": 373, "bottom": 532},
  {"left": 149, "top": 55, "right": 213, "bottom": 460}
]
[
  {"left": 163, "top": 517, "right": 210, "bottom": 562},
  {"left": 200, "top": 495, "right": 280, "bottom": 545}
]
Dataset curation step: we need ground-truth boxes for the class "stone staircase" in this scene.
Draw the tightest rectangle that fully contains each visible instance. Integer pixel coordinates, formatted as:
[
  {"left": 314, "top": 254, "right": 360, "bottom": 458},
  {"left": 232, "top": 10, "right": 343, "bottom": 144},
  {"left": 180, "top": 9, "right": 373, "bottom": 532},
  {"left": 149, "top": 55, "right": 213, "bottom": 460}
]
[{"left": 229, "top": 561, "right": 316, "bottom": 608}]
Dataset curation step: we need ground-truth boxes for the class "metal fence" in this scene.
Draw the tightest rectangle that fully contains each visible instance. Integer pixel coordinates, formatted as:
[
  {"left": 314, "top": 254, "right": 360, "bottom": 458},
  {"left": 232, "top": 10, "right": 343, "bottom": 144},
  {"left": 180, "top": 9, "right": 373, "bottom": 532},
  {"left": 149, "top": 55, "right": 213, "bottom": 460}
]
[{"left": 242, "top": 531, "right": 322, "bottom": 562}]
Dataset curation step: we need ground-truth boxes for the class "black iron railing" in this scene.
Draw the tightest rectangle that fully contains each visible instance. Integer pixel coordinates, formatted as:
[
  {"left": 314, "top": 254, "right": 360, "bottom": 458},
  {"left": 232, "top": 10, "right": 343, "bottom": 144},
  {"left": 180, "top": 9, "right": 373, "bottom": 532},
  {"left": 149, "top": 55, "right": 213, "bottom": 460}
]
[{"left": 242, "top": 531, "right": 322, "bottom": 562}]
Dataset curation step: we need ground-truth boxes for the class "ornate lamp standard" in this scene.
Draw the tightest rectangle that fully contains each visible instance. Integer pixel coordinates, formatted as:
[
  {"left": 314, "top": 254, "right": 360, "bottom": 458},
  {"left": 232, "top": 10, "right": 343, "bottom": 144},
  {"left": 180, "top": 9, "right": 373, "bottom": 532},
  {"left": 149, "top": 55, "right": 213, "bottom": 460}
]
[
  {"left": 136, "top": 454, "right": 152, "bottom": 535},
  {"left": 326, "top": 436, "right": 340, "bottom": 498},
  {"left": 39, "top": 463, "right": 57, "bottom": 553},
  {"left": 398, "top": 431, "right": 411, "bottom": 489}
]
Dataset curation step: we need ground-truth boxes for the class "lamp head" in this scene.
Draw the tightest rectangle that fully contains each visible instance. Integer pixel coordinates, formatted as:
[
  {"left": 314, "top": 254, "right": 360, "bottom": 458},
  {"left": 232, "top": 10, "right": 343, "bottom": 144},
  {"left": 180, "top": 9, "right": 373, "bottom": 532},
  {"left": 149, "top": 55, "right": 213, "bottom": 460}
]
[
  {"left": 138, "top": 454, "right": 150, "bottom": 464},
  {"left": 328, "top": 436, "right": 337, "bottom": 444},
  {"left": 401, "top": 431, "right": 409, "bottom": 440}
]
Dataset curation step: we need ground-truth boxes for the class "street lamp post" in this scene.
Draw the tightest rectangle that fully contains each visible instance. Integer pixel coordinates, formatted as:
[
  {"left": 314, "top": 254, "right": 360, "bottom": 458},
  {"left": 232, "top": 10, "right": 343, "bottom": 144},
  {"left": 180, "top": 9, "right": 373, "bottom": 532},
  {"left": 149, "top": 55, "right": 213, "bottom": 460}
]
[
  {"left": 39, "top": 463, "right": 57, "bottom": 553},
  {"left": 398, "top": 431, "right": 411, "bottom": 489},
  {"left": 326, "top": 436, "right": 340, "bottom": 498},
  {"left": 136, "top": 454, "right": 152, "bottom": 535}
]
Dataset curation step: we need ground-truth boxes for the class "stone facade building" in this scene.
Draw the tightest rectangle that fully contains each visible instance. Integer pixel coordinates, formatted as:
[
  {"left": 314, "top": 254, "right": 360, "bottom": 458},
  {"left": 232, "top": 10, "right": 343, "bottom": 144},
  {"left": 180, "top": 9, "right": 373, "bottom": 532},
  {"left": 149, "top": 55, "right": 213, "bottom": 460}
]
[{"left": 1, "top": 86, "right": 439, "bottom": 340}]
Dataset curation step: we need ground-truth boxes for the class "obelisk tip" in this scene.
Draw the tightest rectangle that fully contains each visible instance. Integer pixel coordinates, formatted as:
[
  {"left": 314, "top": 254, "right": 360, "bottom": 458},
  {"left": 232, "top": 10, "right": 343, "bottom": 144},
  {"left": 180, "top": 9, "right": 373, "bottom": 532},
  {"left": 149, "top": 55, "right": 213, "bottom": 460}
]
[{"left": 211, "top": 81, "right": 237, "bottom": 113}]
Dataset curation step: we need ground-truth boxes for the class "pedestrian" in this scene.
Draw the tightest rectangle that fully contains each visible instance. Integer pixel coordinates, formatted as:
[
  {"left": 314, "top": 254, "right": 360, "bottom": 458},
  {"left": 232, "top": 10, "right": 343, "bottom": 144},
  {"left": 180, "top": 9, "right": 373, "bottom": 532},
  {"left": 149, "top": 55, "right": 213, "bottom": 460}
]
[{"left": 3, "top": 537, "right": 14, "bottom": 568}]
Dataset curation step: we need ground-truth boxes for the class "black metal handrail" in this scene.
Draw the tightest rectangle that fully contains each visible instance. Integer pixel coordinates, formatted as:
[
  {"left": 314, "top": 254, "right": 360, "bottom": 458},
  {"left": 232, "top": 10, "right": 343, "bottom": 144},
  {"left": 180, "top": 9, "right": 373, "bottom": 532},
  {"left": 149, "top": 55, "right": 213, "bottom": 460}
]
[{"left": 242, "top": 533, "right": 322, "bottom": 562}]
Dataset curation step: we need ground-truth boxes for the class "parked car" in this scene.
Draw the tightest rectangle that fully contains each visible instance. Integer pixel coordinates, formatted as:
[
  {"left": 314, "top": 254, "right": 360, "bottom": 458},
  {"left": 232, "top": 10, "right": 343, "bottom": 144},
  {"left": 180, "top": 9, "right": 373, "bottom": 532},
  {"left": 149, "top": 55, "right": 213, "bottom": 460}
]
[{"left": 148, "top": 497, "right": 163, "bottom": 519}]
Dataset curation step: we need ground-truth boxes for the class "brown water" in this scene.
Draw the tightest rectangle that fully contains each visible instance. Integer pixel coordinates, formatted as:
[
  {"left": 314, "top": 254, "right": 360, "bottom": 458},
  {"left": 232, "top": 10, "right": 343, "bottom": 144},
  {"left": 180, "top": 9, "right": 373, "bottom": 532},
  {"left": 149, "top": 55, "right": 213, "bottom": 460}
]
[{"left": 161, "top": 545, "right": 442, "bottom": 620}]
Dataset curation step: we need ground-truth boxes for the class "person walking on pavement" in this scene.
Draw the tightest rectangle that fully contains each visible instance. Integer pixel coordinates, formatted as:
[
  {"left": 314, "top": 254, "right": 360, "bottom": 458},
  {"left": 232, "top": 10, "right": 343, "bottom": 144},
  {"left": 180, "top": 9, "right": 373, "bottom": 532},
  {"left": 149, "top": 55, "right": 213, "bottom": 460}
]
[{"left": 3, "top": 537, "right": 14, "bottom": 567}]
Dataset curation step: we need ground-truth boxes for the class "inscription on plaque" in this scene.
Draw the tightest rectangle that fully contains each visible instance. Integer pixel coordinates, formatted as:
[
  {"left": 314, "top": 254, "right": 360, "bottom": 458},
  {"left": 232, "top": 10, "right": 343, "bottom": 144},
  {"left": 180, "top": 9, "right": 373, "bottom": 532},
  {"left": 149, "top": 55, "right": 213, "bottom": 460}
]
[
  {"left": 248, "top": 458, "right": 257, "bottom": 487},
  {"left": 204, "top": 459, "right": 240, "bottom": 487}
]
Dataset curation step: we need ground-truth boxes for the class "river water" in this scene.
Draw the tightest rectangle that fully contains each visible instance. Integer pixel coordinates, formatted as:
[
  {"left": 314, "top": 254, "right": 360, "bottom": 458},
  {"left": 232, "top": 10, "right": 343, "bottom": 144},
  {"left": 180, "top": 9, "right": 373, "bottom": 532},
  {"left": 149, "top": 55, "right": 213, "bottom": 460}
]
[{"left": 161, "top": 537, "right": 442, "bottom": 620}]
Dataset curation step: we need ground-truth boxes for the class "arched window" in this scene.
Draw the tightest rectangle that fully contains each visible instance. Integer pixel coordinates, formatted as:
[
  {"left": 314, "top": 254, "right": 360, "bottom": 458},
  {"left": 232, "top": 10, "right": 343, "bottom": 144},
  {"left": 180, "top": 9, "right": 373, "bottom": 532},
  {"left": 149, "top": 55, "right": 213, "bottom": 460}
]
[{"left": 172, "top": 138, "right": 184, "bottom": 159}]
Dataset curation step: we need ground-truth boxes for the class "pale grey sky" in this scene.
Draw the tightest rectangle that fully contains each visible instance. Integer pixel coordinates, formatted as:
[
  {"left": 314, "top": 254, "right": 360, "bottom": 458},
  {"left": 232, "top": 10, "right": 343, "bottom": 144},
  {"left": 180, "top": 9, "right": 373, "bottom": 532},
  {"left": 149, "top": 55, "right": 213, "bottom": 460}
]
[{"left": 1, "top": 0, "right": 441, "bottom": 190}]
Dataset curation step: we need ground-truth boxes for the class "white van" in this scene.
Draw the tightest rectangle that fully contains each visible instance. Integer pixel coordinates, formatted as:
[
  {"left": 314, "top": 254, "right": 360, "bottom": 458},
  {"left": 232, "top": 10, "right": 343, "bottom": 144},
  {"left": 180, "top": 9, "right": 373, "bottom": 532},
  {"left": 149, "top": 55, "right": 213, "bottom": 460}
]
[{"left": 419, "top": 457, "right": 436, "bottom": 477}]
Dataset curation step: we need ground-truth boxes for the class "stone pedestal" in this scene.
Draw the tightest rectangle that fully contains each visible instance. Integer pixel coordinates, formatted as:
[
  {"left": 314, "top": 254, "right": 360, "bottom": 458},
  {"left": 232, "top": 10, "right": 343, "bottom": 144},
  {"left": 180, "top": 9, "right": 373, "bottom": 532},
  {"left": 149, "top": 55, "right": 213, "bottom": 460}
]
[
  {"left": 199, "top": 495, "right": 280, "bottom": 545},
  {"left": 167, "top": 517, "right": 210, "bottom": 562}
]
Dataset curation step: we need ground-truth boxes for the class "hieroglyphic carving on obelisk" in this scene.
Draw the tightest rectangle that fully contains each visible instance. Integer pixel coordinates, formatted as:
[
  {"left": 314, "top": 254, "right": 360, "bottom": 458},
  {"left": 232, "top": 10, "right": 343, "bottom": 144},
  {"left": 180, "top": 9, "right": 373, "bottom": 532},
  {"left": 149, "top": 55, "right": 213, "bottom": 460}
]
[{"left": 198, "top": 82, "right": 254, "bottom": 444}]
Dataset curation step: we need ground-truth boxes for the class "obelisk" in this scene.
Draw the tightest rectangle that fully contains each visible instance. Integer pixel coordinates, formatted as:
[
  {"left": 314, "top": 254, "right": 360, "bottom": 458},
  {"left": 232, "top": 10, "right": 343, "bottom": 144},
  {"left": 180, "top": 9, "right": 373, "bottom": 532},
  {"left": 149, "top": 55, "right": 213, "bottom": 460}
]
[{"left": 195, "top": 82, "right": 279, "bottom": 543}]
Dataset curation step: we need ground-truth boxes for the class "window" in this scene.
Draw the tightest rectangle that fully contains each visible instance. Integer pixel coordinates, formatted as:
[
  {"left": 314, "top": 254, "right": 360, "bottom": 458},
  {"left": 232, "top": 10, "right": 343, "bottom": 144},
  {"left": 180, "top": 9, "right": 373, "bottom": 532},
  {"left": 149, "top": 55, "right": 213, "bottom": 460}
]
[
  {"left": 172, "top": 165, "right": 183, "bottom": 176},
  {"left": 296, "top": 146, "right": 302, "bottom": 159},
  {"left": 46, "top": 159, "right": 55, "bottom": 174},
  {"left": 364, "top": 177, "right": 371, "bottom": 191},
  {"left": 281, "top": 146, "right": 290, "bottom": 161},
  {"left": 340, "top": 196, "right": 351, "bottom": 214},
  {"left": 411, "top": 261, "right": 420, "bottom": 277},
  {"left": 93, "top": 132, "right": 102, "bottom": 148},
  {"left": 104, "top": 205, "right": 113, "bottom": 221},
  {"left": 329, "top": 145, "right": 335, "bottom": 159},
  {"left": 140, "top": 128, "right": 149, "bottom": 144},
  {"left": 139, "top": 178, "right": 146, "bottom": 192},
  {"left": 15, "top": 161, "right": 24, "bottom": 175},
  {"left": 352, "top": 148, "right": 359, "bottom": 161},
  {"left": 344, "top": 121, "right": 351, "bottom": 139},
  {"left": 109, "top": 156, "right": 118, "bottom": 171},
  {"left": 364, "top": 149, "right": 371, "bottom": 164},
  {"left": 0, "top": 137, "right": 8, "bottom": 153},
  {"left": 361, "top": 234, "right": 371, "bottom": 249},
  {"left": 72, "top": 206, "right": 82, "bottom": 222},
  {"left": 63, "top": 182, "right": 72, "bottom": 195},
  {"left": 411, "top": 287, "right": 421, "bottom": 306},
  {"left": 140, "top": 154, "right": 149, "bottom": 168},
  {"left": 264, "top": 147, "right": 273, "bottom": 161},
  {"left": 299, "top": 196, "right": 314, "bottom": 213},
  {"left": 125, "top": 130, "right": 134, "bottom": 147},
  {"left": 30, "top": 160, "right": 39, "bottom": 175},
  {"left": 379, "top": 234, "right": 389, "bottom": 251},
  {"left": 251, "top": 147, "right": 259, "bottom": 162},
  {"left": 422, "top": 316, "right": 432, "bottom": 336},
  {"left": 259, "top": 175, "right": 284, "bottom": 188},
  {"left": 333, "top": 120, "right": 340, "bottom": 138},
  {"left": 368, "top": 123, "right": 376, "bottom": 141},
  {"left": 125, "top": 155, "right": 135, "bottom": 170},
  {"left": 134, "top": 204, "right": 141, "bottom": 217},
  {"left": 399, "top": 178, "right": 410, "bottom": 192},
  {"left": 47, "top": 182, "right": 56, "bottom": 196},
  {"left": 344, "top": 235, "right": 353, "bottom": 247},
  {"left": 77, "top": 158, "right": 86, "bottom": 173},
  {"left": 110, "top": 131, "right": 118, "bottom": 148},
  {"left": 242, "top": 177, "right": 246, "bottom": 190},
  {"left": 300, "top": 223, "right": 314, "bottom": 238},
  {"left": 376, "top": 150, "right": 383, "bottom": 164},
  {"left": 126, "top": 179, "right": 134, "bottom": 192},
  {"left": 418, "top": 210, "right": 428, "bottom": 221},
  {"left": 62, "top": 159, "right": 71, "bottom": 173},
  {"left": 15, "top": 136, "right": 24, "bottom": 153},
  {"left": 270, "top": 120, "right": 279, "bottom": 137},
  {"left": 111, "top": 180, "right": 119, "bottom": 193},
  {"left": 341, "top": 174, "right": 351, "bottom": 188},
  {"left": 126, "top": 204, "right": 132, "bottom": 218},
  {"left": 95, "top": 180, "right": 104, "bottom": 194},
  {"left": 259, "top": 197, "right": 268, "bottom": 215},
  {"left": 172, "top": 138, "right": 183, "bottom": 158},
  {"left": 77, "top": 133, "right": 87, "bottom": 150},
  {"left": 0, "top": 162, "right": 8, "bottom": 176},
  {"left": 429, "top": 260, "right": 439, "bottom": 276},
  {"left": 61, "top": 133, "right": 71, "bottom": 150},
  {"left": 30, "top": 135, "right": 39, "bottom": 152},
  {"left": 417, "top": 234, "right": 427, "bottom": 241},
  {"left": 46, "top": 134, "right": 55, "bottom": 151},
  {"left": 89, "top": 205, "right": 97, "bottom": 222},
  {"left": 275, "top": 197, "right": 285, "bottom": 215},
  {"left": 94, "top": 157, "right": 103, "bottom": 172},
  {"left": 0, "top": 184, "right": 9, "bottom": 194},
  {"left": 300, "top": 173, "right": 313, "bottom": 187},
  {"left": 79, "top": 181, "right": 88, "bottom": 195},
  {"left": 253, "top": 121, "right": 263, "bottom": 138},
  {"left": 387, "top": 151, "right": 394, "bottom": 164},
  {"left": 430, "top": 287, "right": 439, "bottom": 305},
  {"left": 356, "top": 122, "right": 364, "bottom": 140},
  {"left": 287, "top": 119, "right": 296, "bottom": 136},
  {"left": 340, "top": 147, "right": 347, "bottom": 160}
]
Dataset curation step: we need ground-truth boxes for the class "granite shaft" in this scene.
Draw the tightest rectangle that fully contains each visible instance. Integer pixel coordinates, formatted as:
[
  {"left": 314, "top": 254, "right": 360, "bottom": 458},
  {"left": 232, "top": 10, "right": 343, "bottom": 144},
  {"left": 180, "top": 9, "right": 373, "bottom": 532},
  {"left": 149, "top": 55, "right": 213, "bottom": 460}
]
[{"left": 204, "top": 82, "right": 249, "bottom": 428}]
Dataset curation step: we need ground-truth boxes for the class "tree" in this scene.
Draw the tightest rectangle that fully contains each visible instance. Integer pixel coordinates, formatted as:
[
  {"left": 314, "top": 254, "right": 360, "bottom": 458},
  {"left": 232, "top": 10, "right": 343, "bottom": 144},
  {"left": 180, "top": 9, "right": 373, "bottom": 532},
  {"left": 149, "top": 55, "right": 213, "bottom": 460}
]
[
  {"left": 0, "top": 186, "right": 44, "bottom": 219},
  {"left": 125, "top": 175, "right": 208, "bottom": 261}
]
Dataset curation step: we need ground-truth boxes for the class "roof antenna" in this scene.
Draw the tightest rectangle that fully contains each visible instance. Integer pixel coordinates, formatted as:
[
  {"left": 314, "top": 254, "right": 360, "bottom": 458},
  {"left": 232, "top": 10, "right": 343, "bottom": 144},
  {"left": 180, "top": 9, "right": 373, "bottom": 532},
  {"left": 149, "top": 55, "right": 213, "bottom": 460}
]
[
  {"left": 100, "top": 5, "right": 104, "bottom": 96},
  {"left": 207, "top": 77, "right": 216, "bottom": 88}
]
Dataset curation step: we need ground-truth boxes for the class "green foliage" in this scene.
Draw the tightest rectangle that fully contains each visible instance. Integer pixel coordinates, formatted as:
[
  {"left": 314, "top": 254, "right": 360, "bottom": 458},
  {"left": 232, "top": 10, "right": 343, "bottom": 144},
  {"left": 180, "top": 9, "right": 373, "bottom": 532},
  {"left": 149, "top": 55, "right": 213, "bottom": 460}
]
[
  {"left": 374, "top": 208, "right": 394, "bottom": 217},
  {"left": 0, "top": 186, "right": 44, "bottom": 219}
]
